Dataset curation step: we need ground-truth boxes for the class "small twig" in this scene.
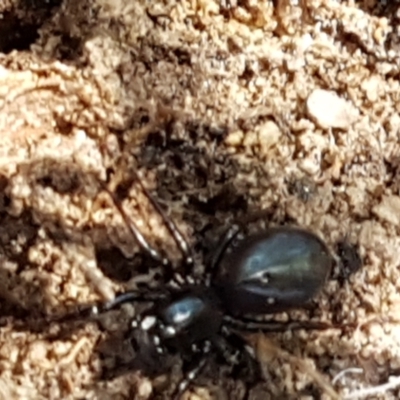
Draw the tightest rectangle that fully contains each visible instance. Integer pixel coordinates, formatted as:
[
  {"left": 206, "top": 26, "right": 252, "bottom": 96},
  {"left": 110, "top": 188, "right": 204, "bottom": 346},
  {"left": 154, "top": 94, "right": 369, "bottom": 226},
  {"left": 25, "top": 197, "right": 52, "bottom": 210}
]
[
  {"left": 332, "top": 368, "right": 363, "bottom": 385},
  {"left": 345, "top": 376, "right": 400, "bottom": 399},
  {"left": 59, "top": 337, "right": 90, "bottom": 366}
]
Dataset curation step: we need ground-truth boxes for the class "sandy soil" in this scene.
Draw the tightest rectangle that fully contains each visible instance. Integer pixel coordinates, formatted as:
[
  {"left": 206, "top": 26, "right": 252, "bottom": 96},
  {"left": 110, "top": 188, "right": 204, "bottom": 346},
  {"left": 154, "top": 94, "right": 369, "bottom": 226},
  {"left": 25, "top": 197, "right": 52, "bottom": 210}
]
[{"left": 0, "top": 0, "right": 400, "bottom": 399}]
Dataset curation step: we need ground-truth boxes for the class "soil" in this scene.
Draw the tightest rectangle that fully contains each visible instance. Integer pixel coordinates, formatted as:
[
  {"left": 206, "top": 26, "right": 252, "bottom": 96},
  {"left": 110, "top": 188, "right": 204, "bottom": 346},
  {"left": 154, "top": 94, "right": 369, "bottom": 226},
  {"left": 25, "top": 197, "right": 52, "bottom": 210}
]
[{"left": 0, "top": 0, "right": 400, "bottom": 399}]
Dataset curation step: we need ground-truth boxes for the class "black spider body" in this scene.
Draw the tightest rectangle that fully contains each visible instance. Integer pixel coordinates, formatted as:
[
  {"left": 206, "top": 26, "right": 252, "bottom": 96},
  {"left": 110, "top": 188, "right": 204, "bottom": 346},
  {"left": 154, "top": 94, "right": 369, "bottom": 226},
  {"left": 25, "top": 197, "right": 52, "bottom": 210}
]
[
  {"left": 91, "top": 178, "right": 335, "bottom": 398},
  {"left": 139, "top": 227, "right": 332, "bottom": 349}
]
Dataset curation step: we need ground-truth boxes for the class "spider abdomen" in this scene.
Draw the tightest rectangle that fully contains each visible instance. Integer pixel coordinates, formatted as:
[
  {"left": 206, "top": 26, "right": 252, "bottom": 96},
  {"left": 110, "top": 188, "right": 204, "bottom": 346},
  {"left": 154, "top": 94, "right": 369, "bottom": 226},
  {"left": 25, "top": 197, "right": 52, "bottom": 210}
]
[{"left": 215, "top": 227, "right": 333, "bottom": 316}]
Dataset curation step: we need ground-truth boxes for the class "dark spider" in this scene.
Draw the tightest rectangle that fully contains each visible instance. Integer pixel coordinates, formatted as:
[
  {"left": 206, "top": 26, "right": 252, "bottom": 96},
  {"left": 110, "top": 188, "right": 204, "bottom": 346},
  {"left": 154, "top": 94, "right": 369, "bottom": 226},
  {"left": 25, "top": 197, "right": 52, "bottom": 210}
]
[{"left": 73, "top": 170, "right": 339, "bottom": 399}]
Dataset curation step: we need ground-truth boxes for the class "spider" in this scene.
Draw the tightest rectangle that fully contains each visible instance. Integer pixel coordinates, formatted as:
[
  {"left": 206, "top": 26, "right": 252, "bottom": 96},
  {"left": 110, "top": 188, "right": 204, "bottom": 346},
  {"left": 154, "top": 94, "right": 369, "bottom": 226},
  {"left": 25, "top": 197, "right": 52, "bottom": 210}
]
[{"left": 76, "top": 170, "right": 335, "bottom": 399}]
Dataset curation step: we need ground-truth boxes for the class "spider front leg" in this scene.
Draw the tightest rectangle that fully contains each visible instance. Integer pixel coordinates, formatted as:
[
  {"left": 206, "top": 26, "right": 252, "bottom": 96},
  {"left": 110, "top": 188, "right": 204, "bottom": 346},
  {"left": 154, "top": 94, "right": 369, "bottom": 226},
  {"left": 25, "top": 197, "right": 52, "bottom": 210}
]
[
  {"left": 102, "top": 169, "right": 195, "bottom": 286},
  {"left": 132, "top": 169, "right": 194, "bottom": 267},
  {"left": 101, "top": 182, "right": 169, "bottom": 266},
  {"left": 52, "top": 289, "right": 168, "bottom": 324},
  {"left": 95, "top": 290, "right": 169, "bottom": 313}
]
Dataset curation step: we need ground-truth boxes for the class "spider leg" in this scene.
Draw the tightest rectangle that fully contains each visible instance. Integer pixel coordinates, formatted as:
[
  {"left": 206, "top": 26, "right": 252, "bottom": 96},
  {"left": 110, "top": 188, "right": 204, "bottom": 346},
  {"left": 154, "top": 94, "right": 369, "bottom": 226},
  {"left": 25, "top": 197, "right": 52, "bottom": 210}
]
[
  {"left": 223, "top": 315, "right": 335, "bottom": 332},
  {"left": 212, "top": 329, "right": 247, "bottom": 366},
  {"left": 173, "top": 340, "right": 213, "bottom": 400},
  {"left": 132, "top": 169, "right": 194, "bottom": 267},
  {"left": 102, "top": 170, "right": 195, "bottom": 285},
  {"left": 210, "top": 329, "right": 261, "bottom": 399},
  {"left": 207, "top": 224, "right": 241, "bottom": 284},
  {"left": 174, "top": 357, "right": 208, "bottom": 400},
  {"left": 102, "top": 180, "right": 186, "bottom": 288},
  {"left": 53, "top": 290, "right": 169, "bottom": 323},
  {"left": 101, "top": 182, "right": 168, "bottom": 266},
  {"left": 95, "top": 290, "right": 169, "bottom": 313}
]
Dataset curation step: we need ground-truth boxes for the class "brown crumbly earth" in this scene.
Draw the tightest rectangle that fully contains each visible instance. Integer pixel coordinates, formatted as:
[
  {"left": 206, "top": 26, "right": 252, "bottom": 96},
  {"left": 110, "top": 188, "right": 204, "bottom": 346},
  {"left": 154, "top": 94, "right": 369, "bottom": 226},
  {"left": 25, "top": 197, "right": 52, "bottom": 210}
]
[{"left": 0, "top": 0, "right": 400, "bottom": 399}]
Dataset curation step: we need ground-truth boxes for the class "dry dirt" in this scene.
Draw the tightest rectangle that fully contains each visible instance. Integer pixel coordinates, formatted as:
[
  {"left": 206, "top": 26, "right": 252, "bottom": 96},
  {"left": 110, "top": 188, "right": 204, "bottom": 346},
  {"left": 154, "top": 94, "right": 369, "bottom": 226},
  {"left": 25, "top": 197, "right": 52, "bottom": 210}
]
[{"left": 0, "top": 0, "right": 400, "bottom": 399}]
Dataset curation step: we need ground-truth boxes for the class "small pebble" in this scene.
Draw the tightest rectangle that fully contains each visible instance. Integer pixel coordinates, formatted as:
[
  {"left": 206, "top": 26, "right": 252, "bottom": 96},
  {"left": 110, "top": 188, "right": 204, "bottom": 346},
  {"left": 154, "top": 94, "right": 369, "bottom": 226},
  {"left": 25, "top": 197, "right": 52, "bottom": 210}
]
[
  {"left": 372, "top": 195, "right": 400, "bottom": 226},
  {"left": 307, "top": 89, "right": 358, "bottom": 129}
]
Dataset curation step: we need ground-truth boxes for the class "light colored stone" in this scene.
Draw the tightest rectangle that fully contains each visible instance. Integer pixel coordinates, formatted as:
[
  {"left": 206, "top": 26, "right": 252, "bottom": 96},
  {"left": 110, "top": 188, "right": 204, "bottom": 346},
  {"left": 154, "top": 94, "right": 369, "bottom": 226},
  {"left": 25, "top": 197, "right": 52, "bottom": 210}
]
[
  {"left": 307, "top": 89, "right": 358, "bottom": 129},
  {"left": 361, "top": 76, "right": 381, "bottom": 102},
  {"left": 373, "top": 195, "right": 400, "bottom": 225},
  {"left": 257, "top": 120, "right": 281, "bottom": 151}
]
